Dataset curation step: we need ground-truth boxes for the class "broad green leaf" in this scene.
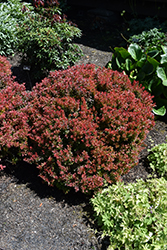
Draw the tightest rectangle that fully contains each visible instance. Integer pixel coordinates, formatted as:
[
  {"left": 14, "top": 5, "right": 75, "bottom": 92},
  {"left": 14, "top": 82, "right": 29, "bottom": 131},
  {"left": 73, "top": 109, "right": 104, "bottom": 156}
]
[
  {"left": 114, "top": 47, "right": 130, "bottom": 59},
  {"left": 136, "top": 54, "right": 147, "bottom": 68},
  {"left": 147, "top": 55, "right": 159, "bottom": 69},
  {"left": 153, "top": 106, "right": 166, "bottom": 116},
  {"left": 147, "top": 50, "right": 159, "bottom": 58},
  {"left": 137, "top": 71, "right": 145, "bottom": 81},
  {"left": 156, "top": 67, "right": 167, "bottom": 81},
  {"left": 128, "top": 43, "right": 142, "bottom": 61},
  {"left": 162, "top": 86, "right": 167, "bottom": 99},
  {"left": 160, "top": 54, "right": 167, "bottom": 64},
  {"left": 161, "top": 45, "right": 167, "bottom": 54},
  {"left": 162, "top": 79, "right": 167, "bottom": 86}
]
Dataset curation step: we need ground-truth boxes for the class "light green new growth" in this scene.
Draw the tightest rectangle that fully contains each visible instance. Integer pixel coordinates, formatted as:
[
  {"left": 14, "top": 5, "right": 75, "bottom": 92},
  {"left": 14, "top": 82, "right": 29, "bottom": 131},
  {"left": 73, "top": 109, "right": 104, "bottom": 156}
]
[
  {"left": 91, "top": 178, "right": 167, "bottom": 250},
  {"left": 148, "top": 143, "right": 167, "bottom": 179}
]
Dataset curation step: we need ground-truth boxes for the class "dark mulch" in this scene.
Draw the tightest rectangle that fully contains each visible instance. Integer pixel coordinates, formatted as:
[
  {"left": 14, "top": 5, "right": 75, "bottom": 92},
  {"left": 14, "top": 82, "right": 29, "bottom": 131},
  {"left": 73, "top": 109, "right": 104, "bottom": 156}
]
[{"left": 1, "top": 6, "right": 167, "bottom": 250}]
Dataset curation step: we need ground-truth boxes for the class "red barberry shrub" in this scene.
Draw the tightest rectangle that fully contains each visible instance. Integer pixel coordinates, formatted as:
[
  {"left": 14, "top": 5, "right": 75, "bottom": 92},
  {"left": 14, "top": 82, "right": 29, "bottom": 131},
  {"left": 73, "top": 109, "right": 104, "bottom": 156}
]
[
  {"left": 24, "top": 64, "right": 155, "bottom": 193},
  {"left": 0, "top": 56, "right": 13, "bottom": 89},
  {"left": 0, "top": 56, "right": 12, "bottom": 76},
  {"left": 0, "top": 81, "right": 30, "bottom": 170}
]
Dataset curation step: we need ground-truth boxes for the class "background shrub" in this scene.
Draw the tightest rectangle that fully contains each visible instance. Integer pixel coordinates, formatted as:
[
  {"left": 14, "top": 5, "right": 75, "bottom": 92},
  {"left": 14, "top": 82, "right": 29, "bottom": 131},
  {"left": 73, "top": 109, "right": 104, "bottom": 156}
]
[
  {"left": 129, "top": 28, "right": 167, "bottom": 51},
  {"left": 16, "top": 0, "right": 82, "bottom": 81},
  {"left": 23, "top": 64, "right": 155, "bottom": 193},
  {"left": 0, "top": 0, "right": 34, "bottom": 56},
  {"left": 91, "top": 178, "right": 167, "bottom": 250}
]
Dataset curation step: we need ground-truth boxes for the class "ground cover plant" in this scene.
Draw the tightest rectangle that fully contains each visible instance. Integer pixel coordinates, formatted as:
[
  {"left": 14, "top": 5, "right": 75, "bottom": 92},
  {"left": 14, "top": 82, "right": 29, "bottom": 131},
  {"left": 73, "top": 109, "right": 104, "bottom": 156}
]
[
  {"left": 19, "top": 64, "right": 155, "bottom": 194},
  {"left": 148, "top": 142, "right": 167, "bottom": 179},
  {"left": 91, "top": 177, "right": 167, "bottom": 250}
]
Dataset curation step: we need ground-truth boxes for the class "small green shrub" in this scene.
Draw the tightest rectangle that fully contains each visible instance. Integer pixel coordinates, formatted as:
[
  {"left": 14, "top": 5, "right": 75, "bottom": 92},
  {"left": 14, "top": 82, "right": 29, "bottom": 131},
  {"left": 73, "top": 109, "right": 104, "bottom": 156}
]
[
  {"left": 91, "top": 178, "right": 167, "bottom": 250},
  {"left": 106, "top": 44, "right": 167, "bottom": 116},
  {"left": 0, "top": 0, "right": 34, "bottom": 56},
  {"left": 22, "top": 64, "right": 155, "bottom": 194},
  {"left": 129, "top": 28, "right": 167, "bottom": 51},
  {"left": 16, "top": 0, "right": 82, "bottom": 81},
  {"left": 148, "top": 143, "right": 167, "bottom": 179}
]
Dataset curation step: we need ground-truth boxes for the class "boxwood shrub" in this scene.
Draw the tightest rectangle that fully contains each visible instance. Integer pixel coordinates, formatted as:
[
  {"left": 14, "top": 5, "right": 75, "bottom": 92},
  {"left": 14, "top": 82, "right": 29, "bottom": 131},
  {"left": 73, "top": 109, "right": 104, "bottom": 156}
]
[{"left": 22, "top": 64, "right": 155, "bottom": 193}]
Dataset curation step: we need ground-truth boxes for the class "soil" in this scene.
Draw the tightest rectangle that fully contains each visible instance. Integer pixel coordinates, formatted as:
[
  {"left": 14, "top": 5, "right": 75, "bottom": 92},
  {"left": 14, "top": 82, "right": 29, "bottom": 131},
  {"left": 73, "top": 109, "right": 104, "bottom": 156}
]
[{"left": 1, "top": 6, "right": 167, "bottom": 250}]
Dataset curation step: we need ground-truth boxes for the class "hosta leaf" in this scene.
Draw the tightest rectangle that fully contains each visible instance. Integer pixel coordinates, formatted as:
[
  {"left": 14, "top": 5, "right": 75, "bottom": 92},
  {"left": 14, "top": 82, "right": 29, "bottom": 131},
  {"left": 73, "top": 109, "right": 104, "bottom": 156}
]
[
  {"left": 142, "top": 63, "right": 154, "bottom": 75},
  {"left": 147, "top": 50, "right": 159, "bottom": 58},
  {"left": 128, "top": 43, "right": 142, "bottom": 61},
  {"left": 147, "top": 55, "right": 159, "bottom": 69},
  {"left": 160, "top": 54, "right": 167, "bottom": 64},
  {"left": 161, "top": 45, "right": 167, "bottom": 54},
  {"left": 156, "top": 67, "right": 167, "bottom": 82},
  {"left": 114, "top": 47, "right": 130, "bottom": 59}
]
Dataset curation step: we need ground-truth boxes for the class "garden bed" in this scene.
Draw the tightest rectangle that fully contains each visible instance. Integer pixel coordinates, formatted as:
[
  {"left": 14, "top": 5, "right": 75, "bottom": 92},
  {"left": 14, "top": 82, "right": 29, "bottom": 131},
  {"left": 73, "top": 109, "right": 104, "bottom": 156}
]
[
  {"left": 0, "top": 5, "right": 167, "bottom": 250},
  {"left": 1, "top": 41, "right": 167, "bottom": 249}
]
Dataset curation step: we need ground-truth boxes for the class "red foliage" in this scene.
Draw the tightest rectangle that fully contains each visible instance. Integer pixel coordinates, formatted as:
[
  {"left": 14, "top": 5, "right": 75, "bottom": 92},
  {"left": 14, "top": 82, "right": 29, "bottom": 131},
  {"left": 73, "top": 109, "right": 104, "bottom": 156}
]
[
  {"left": 0, "top": 80, "right": 30, "bottom": 169},
  {"left": 23, "top": 64, "right": 155, "bottom": 193},
  {"left": 0, "top": 55, "right": 12, "bottom": 76},
  {"left": 0, "top": 56, "right": 14, "bottom": 90}
]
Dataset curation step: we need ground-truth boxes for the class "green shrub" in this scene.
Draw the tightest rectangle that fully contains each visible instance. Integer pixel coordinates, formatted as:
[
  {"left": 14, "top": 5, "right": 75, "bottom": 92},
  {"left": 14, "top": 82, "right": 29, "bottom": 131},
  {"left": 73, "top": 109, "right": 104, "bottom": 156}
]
[
  {"left": 0, "top": 0, "right": 34, "bottom": 56},
  {"left": 16, "top": 1, "right": 82, "bottom": 81},
  {"left": 91, "top": 178, "right": 167, "bottom": 250},
  {"left": 148, "top": 143, "right": 167, "bottom": 179},
  {"left": 106, "top": 44, "right": 167, "bottom": 116},
  {"left": 22, "top": 64, "right": 155, "bottom": 194},
  {"left": 129, "top": 28, "right": 167, "bottom": 51}
]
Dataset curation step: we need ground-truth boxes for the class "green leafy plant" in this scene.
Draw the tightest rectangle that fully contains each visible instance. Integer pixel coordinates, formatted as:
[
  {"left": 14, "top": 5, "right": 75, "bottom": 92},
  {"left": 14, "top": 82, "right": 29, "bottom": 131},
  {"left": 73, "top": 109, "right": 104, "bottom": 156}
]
[
  {"left": 148, "top": 143, "right": 167, "bottom": 179},
  {"left": 106, "top": 43, "right": 167, "bottom": 116},
  {"left": 129, "top": 28, "right": 167, "bottom": 51},
  {"left": 91, "top": 178, "right": 167, "bottom": 250},
  {"left": 0, "top": 0, "right": 34, "bottom": 56},
  {"left": 16, "top": 0, "right": 82, "bottom": 81}
]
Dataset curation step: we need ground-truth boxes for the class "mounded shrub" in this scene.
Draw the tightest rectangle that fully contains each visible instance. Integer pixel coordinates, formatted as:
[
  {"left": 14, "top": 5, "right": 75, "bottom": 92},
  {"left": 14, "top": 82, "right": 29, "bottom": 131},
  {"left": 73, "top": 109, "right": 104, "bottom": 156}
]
[
  {"left": 0, "top": 81, "right": 29, "bottom": 170},
  {"left": 91, "top": 177, "right": 167, "bottom": 250},
  {"left": 23, "top": 64, "right": 155, "bottom": 193}
]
